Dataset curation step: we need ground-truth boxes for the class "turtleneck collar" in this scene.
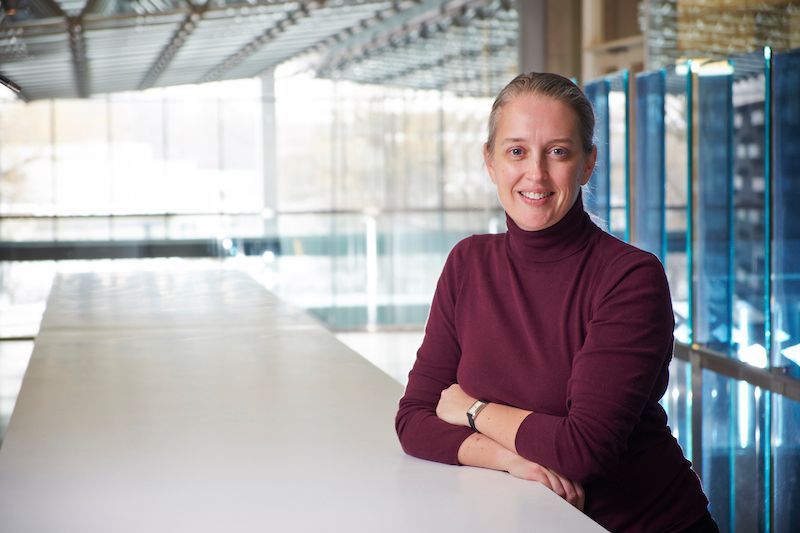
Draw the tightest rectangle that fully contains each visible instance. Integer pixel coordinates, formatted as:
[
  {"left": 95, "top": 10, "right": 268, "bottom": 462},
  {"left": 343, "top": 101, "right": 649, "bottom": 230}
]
[{"left": 505, "top": 191, "right": 593, "bottom": 264}]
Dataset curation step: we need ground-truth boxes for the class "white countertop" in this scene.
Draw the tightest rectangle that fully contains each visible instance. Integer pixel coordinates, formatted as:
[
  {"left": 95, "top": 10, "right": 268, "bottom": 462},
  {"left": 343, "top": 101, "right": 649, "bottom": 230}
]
[{"left": 0, "top": 267, "right": 606, "bottom": 532}]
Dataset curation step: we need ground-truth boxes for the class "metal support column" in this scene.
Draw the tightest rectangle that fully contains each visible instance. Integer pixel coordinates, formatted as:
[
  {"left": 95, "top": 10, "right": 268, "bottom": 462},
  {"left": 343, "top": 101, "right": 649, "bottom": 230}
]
[
  {"left": 515, "top": 0, "right": 546, "bottom": 73},
  {"left": 261, "top": 68, "right": 278, "bottom": 237}
]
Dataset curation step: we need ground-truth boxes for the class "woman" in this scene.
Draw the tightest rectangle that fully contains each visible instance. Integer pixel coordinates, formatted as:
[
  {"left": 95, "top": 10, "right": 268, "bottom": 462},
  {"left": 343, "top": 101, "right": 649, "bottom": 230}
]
[{"left": 395, "top": 73, "right": 717, "bottom": 532}]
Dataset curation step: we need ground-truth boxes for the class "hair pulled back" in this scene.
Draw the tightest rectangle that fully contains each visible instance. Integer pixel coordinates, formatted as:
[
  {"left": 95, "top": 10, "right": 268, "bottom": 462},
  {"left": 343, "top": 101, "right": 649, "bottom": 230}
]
[{"left": 486, "top": 72, "right": 595, "bottom": 156}]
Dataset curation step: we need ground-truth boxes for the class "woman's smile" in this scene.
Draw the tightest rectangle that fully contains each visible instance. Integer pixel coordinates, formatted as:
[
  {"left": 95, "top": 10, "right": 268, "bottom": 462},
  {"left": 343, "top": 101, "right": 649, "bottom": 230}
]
[{"left": 518, "top": 190, "right": 555, "bottom": 204}]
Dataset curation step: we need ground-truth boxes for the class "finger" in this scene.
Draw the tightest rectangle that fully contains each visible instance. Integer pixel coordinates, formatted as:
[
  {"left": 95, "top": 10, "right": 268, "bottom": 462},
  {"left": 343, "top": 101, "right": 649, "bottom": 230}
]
[
  {"left": 543, "top": 468, "right": 566, "bottom": 498},
  {"left": 529, "top": 466, "right": 553, "bottom": 491},
  {"left": 575, "top": 483, "right": 586, "bottom": 511},
  {"left": 557, "top": 475, "right": 578, "bottom": 506}
]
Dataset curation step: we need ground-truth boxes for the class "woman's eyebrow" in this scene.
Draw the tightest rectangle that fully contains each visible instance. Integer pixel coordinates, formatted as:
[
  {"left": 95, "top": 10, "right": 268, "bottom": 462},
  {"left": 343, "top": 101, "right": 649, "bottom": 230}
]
[{"left": 500, "top": 137, "right": 575, "bottom": 144}]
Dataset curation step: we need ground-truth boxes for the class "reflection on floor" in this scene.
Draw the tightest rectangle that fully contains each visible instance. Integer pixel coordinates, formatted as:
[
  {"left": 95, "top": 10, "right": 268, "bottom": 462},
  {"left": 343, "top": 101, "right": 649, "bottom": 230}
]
[
  {"left": 335, "top": 331, "right": 423, "bottom": 386},
  {"left": 0, "top": 341, "right": 33, "bottom": 446}
]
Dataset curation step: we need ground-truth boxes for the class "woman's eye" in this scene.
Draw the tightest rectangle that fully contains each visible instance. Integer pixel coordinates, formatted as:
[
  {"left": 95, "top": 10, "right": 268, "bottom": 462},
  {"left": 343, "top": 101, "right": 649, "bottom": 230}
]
[{"left": 510, "top": 147, "right": 524, "bottom": 157}]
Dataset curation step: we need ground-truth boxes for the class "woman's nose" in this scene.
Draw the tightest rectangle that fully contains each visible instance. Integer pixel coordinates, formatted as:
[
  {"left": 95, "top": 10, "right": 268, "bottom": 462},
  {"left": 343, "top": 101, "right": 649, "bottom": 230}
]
[{"left": 523, "top": 155, "right": 548, "bottom": 181}]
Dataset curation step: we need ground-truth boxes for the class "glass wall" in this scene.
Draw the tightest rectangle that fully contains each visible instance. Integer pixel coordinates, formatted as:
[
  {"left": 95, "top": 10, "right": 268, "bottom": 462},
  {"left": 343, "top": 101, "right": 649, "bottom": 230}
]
[
  {"left": 695, "top": 66, "right": 733, "bottom": 354},
  {"left": 0, "top": 80, "right": 264, "bottom": 220},
  {"left": 772, "top": 47, "right": 800, "bottom": 533},
  {"left": 608, "top": 71, "right": 629, "bottom": 241},
  {"left": 730, "top": 51, "right": 769, "bottom": 369},
  {"left": 772, "top": 48, "right": 800, "bottom": 377},
  {"left": 584, "top": 78, "right": 610, "bottom": 227},
  {"left": 664, "top": 66, "right": 692, "bottom": 345},
  {"left": 0, "top": 23, "right": 510, "bottom": 337},
  {"left": 634, "top": 69, "right": 665, "bottom": 260},
  {"left": 586, "top": 46, "right": 800, "bottom": 532},
  {"left": 695, "top": 63, "right": 737, "bottom": 529},
  {"left": 274, "top": 74, "right": 495, "bottom": 213}
]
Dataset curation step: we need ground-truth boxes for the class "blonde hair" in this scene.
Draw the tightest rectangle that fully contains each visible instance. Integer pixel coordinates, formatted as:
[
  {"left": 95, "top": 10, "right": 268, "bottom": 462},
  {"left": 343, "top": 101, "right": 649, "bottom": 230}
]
[{"left": 486, "top": 72, "right": 595, "bottom": 155}]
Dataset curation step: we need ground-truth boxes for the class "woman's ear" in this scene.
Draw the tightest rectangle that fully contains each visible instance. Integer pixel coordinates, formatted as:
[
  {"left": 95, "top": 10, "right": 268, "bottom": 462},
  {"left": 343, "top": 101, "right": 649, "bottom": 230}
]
[
  {"left": 581, "top": 145, "right": 597, "bottom": 185},
  {"left": 484, "top": 143, "right": 497, "bottom": 184}
]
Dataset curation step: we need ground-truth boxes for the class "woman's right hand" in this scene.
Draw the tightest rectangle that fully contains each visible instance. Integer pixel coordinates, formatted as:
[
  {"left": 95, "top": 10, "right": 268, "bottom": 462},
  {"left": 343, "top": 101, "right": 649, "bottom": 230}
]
[{"left": 506, "top": 455, "right": 585, "bottom": 511}]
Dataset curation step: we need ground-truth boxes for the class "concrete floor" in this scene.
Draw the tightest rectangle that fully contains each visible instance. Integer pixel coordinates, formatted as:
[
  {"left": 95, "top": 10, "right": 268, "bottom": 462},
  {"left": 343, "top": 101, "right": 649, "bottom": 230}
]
[{"left": 335, "top": 331, "right": 423, "bottom": 386}]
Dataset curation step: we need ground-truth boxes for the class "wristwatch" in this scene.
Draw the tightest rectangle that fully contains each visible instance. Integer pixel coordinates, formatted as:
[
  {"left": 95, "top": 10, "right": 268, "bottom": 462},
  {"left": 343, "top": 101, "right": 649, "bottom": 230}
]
[{"left": 466, "top": 399, "right": 488, "bottom": 431}]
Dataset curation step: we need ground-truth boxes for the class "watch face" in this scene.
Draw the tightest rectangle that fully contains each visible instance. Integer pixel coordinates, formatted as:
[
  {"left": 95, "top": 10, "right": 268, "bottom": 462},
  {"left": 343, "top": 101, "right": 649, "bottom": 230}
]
[{"left": 468, "top": 400, "right": 484, "bottom": 416}]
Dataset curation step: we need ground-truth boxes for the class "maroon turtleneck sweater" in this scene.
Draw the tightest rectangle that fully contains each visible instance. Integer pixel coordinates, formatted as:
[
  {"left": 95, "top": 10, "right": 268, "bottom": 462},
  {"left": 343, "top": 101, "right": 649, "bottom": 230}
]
[{"left": 395, "top": 195, "right": 709, "bottom": 532}]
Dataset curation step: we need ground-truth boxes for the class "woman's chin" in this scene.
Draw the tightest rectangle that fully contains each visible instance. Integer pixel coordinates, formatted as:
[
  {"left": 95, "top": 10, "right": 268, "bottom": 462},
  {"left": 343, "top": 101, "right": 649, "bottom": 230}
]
[
  {"left": 514, "top": 216, "right": 552, "bottom": 232},
  {"left": 505, "top": 202, "right": 555, "bottom": 232}
]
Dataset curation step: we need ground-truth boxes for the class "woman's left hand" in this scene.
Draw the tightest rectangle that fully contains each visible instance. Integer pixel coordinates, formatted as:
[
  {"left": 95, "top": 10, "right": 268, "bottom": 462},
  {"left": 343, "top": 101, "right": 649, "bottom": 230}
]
[{"left": 436, "top": 383, "right": 476, "bottom": 426}]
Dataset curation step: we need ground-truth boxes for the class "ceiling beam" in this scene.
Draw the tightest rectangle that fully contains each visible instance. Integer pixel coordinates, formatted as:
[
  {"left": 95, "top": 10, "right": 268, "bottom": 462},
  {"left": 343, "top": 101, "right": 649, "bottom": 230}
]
[
  {"left": 285, "top": 0, "right": 415, "bottom": 73},
  {"left": 138, "top": 2, "right": 207, "bottom": 90},
  {"left": 315, "top": 0, "right": 493, "bottom": 70},
  {"left": 315, "top": 0, "right": 498, "bottom": 77},
  {"left": 196, "top": 0, "right": 325, "bottom": 84},
  {"left": 16, "top": 0, "right": 91, "bottom": 98},
  {"left": 67, "top": 16, "right": 90, "bottom": 97},
  {"left": 3, "top": 0, "right": 385, "bottom": 40},
  {"left": 364, "top": 37, "right": 515, "bottom": 86}
]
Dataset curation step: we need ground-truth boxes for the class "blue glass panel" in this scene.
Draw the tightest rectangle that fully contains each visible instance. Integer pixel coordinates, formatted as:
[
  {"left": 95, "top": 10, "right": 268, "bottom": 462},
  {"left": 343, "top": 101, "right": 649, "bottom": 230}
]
[
  {"left": 584, "top": 79, "right": 611, "bottom": 229},
  {"left": 634, "top": 70, "right": 666, "bottom": 261},
  {"left": 608, "top": 71, "right": 629, "bottom": 241},
  {"left": 772, "top": 47, "right": 800, "bottom": 533},
  {"left": 702, "top": 370, "right": 734, "bottom": 531},
  {"left": 730, "top": 51, "right": 768, "bottom": 366},
  {"left": 664, "top": 67, "right": 691, "bottom": 343},
  {"left": 772, "top": 48, "right": 800, "bottom": 378},
  {"left": 702, "top": 370, "right": 768, "bottom": 532},
  {"left": 773, "top": 394, "right": 800, "bottom": 533},
  {"left": 729, "top": 50, "right": 770, "bottom": 532},
  {"left": 660, "top": 358, "right": 692, "bottom": 460},
  {"left": 695, "top": 72, "right": 733, "bottom": 353}
]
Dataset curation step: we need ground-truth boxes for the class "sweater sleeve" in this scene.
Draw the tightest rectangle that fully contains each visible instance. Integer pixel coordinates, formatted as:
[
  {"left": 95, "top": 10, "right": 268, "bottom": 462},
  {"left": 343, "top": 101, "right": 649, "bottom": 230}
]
[
  {"left": 395, "top": 239, "right": 475, "bottom": 465},
  {"left": 514, "top": 251, "right": 675, "bottom": 483}
]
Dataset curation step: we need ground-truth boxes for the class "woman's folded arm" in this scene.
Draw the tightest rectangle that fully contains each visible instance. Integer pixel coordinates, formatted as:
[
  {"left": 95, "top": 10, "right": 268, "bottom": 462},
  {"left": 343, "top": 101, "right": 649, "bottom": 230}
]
[{"left": 438, "top": 253, "right": 676, "bottom": 484}]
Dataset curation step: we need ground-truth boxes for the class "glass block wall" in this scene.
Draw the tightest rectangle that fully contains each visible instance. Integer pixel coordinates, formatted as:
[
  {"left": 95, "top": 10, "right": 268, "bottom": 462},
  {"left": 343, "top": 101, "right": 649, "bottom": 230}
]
[{"left": 585, "top": 47, "right": 800, "bottom": 532}]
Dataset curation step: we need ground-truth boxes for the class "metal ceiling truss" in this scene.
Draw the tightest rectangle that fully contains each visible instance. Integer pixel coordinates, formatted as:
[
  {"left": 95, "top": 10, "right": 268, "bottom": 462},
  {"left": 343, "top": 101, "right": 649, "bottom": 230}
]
[
  {"left": 369, "top": 37, "right": 515, "bottom": 86},
  {"left": 197, "top": 0, "right": 325, "bottom": 83},
  {"left": 0, "top": 0, "right": 515, "bottom": 99},
  {"left": 139, "top": 1, "right": 208, "bottom": 89},
  {"left": 316, "top": 0, "right": 447, "bottom": 64},
  {"left": 67, "top": 15, "right": 89, "bottom": 96},
  {"left": 289, "top": 1, "right": 402, "bottom": 65},
  {"left": 4, "top": 0, "right": 110, "bottom": 98},
  {"left": 315, "top": 0, "right": 511, "bottom": 78},
  {"left": 268, "top": 0, "right": 442, "bottom": 79},
  {"left": 26, "top": 0, "right": 96, "bottom": 98}
]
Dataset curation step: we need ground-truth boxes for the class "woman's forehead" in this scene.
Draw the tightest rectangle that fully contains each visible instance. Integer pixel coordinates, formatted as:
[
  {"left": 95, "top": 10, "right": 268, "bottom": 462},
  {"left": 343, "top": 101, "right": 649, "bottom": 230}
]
[{"left": 496, "top": 94, "right": 579, "bottom": 138}]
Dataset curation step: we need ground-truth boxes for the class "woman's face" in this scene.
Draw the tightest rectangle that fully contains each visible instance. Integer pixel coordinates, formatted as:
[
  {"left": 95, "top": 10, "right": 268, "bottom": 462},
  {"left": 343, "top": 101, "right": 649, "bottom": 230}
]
[{"left": 484, "top": 93, "right": 596, "bottom": 232}]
